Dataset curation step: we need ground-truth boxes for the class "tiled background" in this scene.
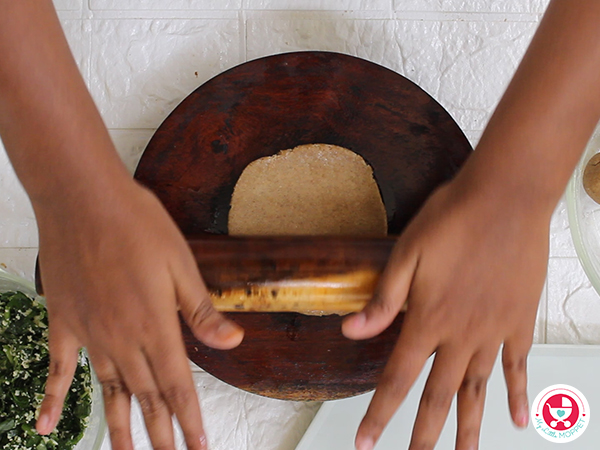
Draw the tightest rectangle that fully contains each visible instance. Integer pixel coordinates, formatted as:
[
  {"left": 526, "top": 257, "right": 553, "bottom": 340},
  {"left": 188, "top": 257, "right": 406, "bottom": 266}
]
[{"left": 2, "top": 0, "right": 600, "bottom": 449}]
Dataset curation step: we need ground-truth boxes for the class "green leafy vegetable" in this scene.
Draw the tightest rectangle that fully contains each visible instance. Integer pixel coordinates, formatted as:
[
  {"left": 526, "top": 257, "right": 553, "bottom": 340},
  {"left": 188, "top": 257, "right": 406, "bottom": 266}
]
[{"left": 0, "top": 291, "right": 92, "bottom": 450}]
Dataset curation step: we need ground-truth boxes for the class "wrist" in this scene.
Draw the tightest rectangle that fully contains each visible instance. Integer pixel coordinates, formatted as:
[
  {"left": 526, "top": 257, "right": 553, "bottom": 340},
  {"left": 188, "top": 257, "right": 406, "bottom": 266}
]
[
  {"left": 448, "top": 152, "right": 560, "bottom": 224},
  {"left": 29, "top": 157, "right": 134, "bottom": 219}
]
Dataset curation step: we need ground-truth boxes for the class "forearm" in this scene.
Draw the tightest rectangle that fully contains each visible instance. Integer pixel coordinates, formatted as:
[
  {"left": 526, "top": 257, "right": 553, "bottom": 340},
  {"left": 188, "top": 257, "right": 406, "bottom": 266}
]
[
  {"left": 0, "top": 0, "right": 130, "bottom": 209},
  {"left": 459, "top": 0, "right": 600, "bottom": 215}
]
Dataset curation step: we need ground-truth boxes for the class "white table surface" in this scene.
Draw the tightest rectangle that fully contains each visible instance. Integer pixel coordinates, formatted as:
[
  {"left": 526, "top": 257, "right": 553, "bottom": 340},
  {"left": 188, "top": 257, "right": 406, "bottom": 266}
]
[
  {"left": 297, "top": 345, "right": 600, "bottom": 450},
  {"left": 3, "top": 1, "right": 600, "bottom": 449}
]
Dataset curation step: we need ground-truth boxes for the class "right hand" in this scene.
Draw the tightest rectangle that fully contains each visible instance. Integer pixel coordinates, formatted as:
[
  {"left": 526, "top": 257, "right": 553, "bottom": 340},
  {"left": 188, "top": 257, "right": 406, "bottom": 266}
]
[
  {"left": 34, "top": 177, "right": 244, "bottom": 450},
  {"left": 343, "top": 179, "right": 547, "bottom": 450}
]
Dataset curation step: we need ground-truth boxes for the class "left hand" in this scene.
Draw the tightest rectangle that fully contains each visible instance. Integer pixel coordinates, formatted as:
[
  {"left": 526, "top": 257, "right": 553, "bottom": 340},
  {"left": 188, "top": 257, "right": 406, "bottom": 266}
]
[
  {"left": 33, "top": 179, "right": 244, "bottom": 450},
  {"left": 342, "top": 178, "right": 548, "bottom": 450}
]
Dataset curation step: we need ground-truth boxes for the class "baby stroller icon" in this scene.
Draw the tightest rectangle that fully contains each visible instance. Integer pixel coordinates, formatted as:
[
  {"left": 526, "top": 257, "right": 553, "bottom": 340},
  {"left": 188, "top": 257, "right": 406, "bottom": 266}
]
[{"left": 546, "top": 397, "right": 573, "bottom": 428}]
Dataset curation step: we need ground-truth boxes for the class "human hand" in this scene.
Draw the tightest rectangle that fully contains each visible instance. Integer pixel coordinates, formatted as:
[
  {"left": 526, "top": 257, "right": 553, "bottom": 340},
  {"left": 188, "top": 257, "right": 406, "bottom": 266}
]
[
  {"left": 342, "top": 179, "right": 548, "bottom": 450},
  {"left": 33, "top": 178, "right": 244, "bottom": 450}
]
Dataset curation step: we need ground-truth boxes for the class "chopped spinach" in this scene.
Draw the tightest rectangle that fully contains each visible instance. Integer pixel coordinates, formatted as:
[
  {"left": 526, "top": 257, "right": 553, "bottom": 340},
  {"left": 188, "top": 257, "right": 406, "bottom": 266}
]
[{"left": 0, "top": 291, "right": 92, "bottom": 450}]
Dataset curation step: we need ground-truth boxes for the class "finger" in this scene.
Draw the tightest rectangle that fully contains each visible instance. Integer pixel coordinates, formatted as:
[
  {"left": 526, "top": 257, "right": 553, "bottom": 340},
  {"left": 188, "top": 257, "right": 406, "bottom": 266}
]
[
  {"left": 90, "top": 352, "right": 134, "bottom": 450},
  {"left": 173, "top": 253, "right": 244, "bottom": 350},
  {"left": 36, "top": 325, "right": 80, "bottom": 435},
  {"left": 455, "top": 345, "right": 499, "bottom": 450},
  {"left": 143, "top": 316, "right": 208, "bottom": 450},
  {"left": 116, "top": 352, "right": 179, "bottom": 450},
  {"left": 343, "top": 240, "right": 418, "bottom": 340},
  {"left": 355, "top": 317, "right": 436, "bottom": 450},
  {"left": 409, "top": 346, "right": 471, "bottom": 450},
  {"left": 502, "top": 336, "right": 531, "bottom": 428}
]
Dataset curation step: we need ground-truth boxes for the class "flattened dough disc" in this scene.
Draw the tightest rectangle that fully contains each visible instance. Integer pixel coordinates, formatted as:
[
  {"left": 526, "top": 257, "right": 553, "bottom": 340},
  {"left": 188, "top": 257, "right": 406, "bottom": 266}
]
[{"left": 229, "top": 143, "right": 388, "bottom": 237}]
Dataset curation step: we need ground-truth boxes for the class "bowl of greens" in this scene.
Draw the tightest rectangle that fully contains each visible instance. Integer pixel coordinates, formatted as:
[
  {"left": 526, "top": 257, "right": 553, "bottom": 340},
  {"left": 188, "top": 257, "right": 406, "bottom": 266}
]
[{"left": 0, "top": 269, "right": 105, "bottom": 450}]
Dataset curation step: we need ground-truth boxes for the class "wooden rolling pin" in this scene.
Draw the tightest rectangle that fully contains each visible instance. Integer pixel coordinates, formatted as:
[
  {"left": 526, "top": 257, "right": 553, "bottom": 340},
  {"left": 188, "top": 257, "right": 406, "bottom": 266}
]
[
  {"left": 188, "top": 236, "right": 396, "bottom": 315},
  {"left": 36, "top": 236, "right": 398, "bottom": 316}
]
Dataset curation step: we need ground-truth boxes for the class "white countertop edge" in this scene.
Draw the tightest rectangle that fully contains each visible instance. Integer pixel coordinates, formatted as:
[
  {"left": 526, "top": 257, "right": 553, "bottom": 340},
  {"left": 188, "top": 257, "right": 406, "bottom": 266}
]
[{"left": 296, "top": 343, "right": 600, "bottom": 449}]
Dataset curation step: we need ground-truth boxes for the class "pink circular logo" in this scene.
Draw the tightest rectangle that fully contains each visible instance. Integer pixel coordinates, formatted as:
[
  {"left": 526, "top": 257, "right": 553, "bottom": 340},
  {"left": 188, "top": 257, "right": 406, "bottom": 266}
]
[
  {"left": 542, "top": 393, "right": 579, "bottom": 430},
  {"left": 531, "top": 385, "right": 590, "bottom": 443}
]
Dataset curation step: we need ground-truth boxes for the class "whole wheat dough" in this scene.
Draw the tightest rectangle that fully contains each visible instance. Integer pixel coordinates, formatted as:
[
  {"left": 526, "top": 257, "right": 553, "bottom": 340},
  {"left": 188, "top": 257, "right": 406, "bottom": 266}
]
[{"left": 228, "top": 143, "right": 387, "bottom": 236}]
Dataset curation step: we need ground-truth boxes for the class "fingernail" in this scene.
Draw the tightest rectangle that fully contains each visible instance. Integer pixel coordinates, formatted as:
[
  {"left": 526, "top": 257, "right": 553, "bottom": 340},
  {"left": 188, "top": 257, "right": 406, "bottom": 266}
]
[
  {"left": 199, "top": 434, "right": 208, "bottom": 450},
  {"left": 350, "top": 312, "right": 366, "bottom": 329},
  {"left": 518, "top": 406, "right": 529, "bottom": 428},
  {"left": 356, "top": 435, "right": 374, "bottom": 450},
  {"left": 36, "top": 414, "right": 51, "bottom": 435},
  {"left": 217, "top": 321, "right": 241, "bottom": 339},
  {"left": 519, "top": 414, "right": 529, "bottom": 428}
]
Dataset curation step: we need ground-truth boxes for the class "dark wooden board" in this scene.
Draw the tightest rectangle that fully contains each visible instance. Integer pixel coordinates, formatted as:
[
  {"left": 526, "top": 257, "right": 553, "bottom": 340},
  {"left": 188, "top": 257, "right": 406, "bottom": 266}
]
[
  {"left": 187, "top": 312, "right": 404, "bottom": 401},
  {"left": 134, "top": 51, "right": 472, "bottom": 401}
]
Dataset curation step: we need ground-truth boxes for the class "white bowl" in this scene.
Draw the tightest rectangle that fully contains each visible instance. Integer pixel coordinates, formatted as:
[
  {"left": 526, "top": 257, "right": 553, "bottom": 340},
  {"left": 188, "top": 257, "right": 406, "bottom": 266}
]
[
  {"left": 0, "top": 269, "right": 106, "bottom": 450},
  {"left": 566, "top": 125, "right": 600, "bottom": 294}
]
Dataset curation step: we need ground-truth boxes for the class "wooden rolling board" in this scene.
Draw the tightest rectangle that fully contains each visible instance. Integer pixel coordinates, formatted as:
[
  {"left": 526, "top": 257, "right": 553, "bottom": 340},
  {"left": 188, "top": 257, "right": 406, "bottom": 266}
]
[{"left": 134, "top": 51, "right": 472, "bottom": 401}]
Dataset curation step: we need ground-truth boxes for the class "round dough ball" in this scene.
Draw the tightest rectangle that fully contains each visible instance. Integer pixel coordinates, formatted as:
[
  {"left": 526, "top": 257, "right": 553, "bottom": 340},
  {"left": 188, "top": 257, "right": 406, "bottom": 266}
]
[{"left": 584, "top": 153, "right": 600, "bottom": 204}]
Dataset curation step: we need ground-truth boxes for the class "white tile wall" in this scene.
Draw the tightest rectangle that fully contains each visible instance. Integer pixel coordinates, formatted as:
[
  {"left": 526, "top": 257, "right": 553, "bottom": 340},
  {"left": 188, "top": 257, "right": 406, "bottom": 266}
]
[
  {"left": 61, "top": 19, "right": 91, "bottom": 82},
  {"left": 0, "top": 144, "right": 37, "bottom": 248},
  {"left": 393, "top": 0, "right": 550, "bottom": 13},
  {"left": 3, "top": 1, "right": 600, "bottom": 449},
  {"left": 245, "top": 0, "right": 391, "bottom": 10},
  {"left": 247, "top": 16, "right": 537, "bottom": 131},
  {"left": 547, "top": 258, "right": 600, "bottom": 344},
  {"left": 109, "top": 129, "right": 154, "bottom": 173},
  {"left": 89, "top": 19, "right": 242, "bottom": 129},
  {"left": 52, "top": 0, "right": 81, "bottom": 11},
  {"left": 550, "top": 196, "right": 578, "bottom": 258},
  {"left": 91, "top": 0, "right": 243, "bottom": 9}
]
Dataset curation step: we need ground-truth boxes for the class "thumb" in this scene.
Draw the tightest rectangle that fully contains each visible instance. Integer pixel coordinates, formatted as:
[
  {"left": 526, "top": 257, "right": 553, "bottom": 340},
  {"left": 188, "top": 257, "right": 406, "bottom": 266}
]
[
  {"left": 342, "top": 240, "right": 418, "bottom": 340},
  {"left": 37, "top": 324, "right": 80, "bottom": 435},
  {"left": 174, "top": 258, "right": 244, "bottom": 350}
]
